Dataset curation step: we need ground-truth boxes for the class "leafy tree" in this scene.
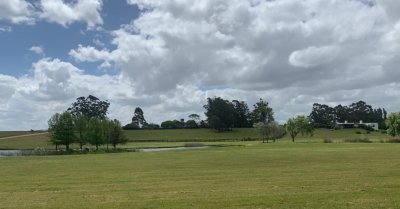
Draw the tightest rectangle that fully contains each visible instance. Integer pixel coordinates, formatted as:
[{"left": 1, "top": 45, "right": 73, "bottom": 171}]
[
  {"left": 86, "top": 118, "right": 105, "bottom": 150},
  {"left": 386, "top": 112, "right": 400, "bottom": 137},
  {"left": 286, "top": 115, "right": 314, "bottom": 142},
  {"left": 48, "top": 112, "right": 75, "bottom": 151},
  {"left": 204, "top": 97, "right": 235, "bottom": 132},
  {"left": 132, "top": 107, "right": 147, "bottom": 128},
  {"left": 254, "top": 121, "right": 285, "bottom": 143},
  {"left": 109, "top": 119, "right": 128, "bottom": 149},
  {"left": 74, "top": 114, "right": 87, "bottom": 151},
  {"left": 68, "top": 95, "right": 110, "bottom": 120},
  {"left": 102, "top": 119, "right": 114, "bottom": 150},
  {"left": 122, "top": 123, "right": 140, "bottom": 130},
  {"left": 252, "top": 98, "right": 274, "bottom": 124},
  {"left": 232, "top": 100, "right": 252, "bottom": 128},
  {"left": 188, "top": 114, "right": 201, "bottom": 124},
  {"left": 254, "top": 122, "right": 268, "bottom": 143},
  {"left": 309, "top": 103, "right": 335, "bottom": 128},
  {"left": 144, "top": 123, "right": 160, "bottom": 129},
  {"left": 185, "top": 120, "right": 198, "bottom": 129},
  {"left": 161, "top": 120, "right": 184, "bottom": 129}
]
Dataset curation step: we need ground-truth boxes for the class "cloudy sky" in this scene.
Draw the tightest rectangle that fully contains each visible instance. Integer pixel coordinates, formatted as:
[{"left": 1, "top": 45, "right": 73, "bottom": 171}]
[{"left": 0, "top": 0, "right": 400, "bottom": 131}]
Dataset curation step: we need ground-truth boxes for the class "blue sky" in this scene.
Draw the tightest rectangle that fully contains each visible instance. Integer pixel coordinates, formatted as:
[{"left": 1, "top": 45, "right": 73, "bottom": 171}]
[
  {"left": 0, "top": 0, "right": 139, "bottom": 77},
  {"left": 1, "top": 0, "right": 400, "bottom": 131}
]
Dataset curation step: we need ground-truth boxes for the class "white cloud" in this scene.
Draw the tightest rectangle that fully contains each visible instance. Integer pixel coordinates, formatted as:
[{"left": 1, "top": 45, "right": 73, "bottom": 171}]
[
  {"left": 0, "top": 0, "right": 36, "bottom": 24},
  {"left": 30, "top": 46, "right": 44, "bottom": 55},
  {"left": 3, "top": 0, "right": 400, "bottom": 130},
  {"left": 39, "top": 0, "right": 103, "bottom": 29},
  {"left": 0, "top": 26, "right": 12, "bottom": 33},
  {"left": 289, "top": 46, "right": 339, "bottom": 68}
]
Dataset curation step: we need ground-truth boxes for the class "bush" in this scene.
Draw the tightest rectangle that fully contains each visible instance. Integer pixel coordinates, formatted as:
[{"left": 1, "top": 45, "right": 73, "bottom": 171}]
[
  {"left": 366, "top": 131, "right": 371, "bottom": 134},
  {"left": 355, "top": 131, "right": 362, "bottom": 134},
  {"left": 323, "top": 138, "right": 333, "bottom": 143},
  {"left": 386, "top": 138, "right": 400, "bottom": 143},
  {"left": 381, "top": 130, "right": 387, "bottom": 134},
  {"left": 360, "top": 125, "right": 375, "bottom": 132},
  {"left": 344, "top": 138, "right": 372, "bottom": 143},
  {"left": 184, "top": 142, "right": 204, "bottom": 147}
]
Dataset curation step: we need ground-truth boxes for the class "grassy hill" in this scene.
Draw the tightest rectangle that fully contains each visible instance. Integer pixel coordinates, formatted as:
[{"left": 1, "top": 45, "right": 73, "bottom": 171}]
[{"left": 0, "top": 128, "right": 391, "bottom": 150}]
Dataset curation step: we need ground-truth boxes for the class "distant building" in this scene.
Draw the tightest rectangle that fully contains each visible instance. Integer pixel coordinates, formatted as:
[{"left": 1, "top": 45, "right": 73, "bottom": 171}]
[{"left": 336, "top": 120, "right": 379, "bottom": 131}]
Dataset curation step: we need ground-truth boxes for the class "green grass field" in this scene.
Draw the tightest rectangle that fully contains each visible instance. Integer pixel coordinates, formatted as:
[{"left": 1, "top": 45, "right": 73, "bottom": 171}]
[
  {"left": 1, "top": 143, "right": 400, "bottom": 208},
  {"left": 0, "top": 128, "right": 391, "bottom": 150}
]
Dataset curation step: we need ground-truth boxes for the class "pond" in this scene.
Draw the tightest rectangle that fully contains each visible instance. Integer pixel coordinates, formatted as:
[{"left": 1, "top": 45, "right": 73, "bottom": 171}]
[
  {"left": 0, "top": 150, "right": 26, "bottom": 157},
  {"left": 139, "top": 146, "right": 209, "bottom": 152}
]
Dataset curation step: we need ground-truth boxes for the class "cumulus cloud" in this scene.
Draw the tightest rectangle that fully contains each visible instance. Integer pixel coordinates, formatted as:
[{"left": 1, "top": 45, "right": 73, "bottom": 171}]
[
  {"left": 39, "top": 0, "right": 103, "bottom": 29},
  {"left": 0, "top": 0, "right": 36, "bottom": 24},
  {"left": 0, "top": 26, "right": 12, "bottom": 33},
  {"left": 30, "top": 46, "right": 44, "bottom": 55},
  {"left": 3, "top": 0, "right": 400, "bottom": 130}
]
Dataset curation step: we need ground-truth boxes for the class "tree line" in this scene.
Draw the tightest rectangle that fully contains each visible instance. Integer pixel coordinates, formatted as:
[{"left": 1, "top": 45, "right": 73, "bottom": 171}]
[
  {"left": 48, "top": 95, "right": 127, "bottom": 151},
  {"left": 308, "top": 101, "right": 387, "bottom": 129}
]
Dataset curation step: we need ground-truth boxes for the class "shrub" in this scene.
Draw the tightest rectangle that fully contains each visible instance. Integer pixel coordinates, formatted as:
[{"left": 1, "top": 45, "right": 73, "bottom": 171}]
[
  {"left": 184, "top": 142, "right": 204, "bottom": 147},
  {"left": 386, "top": 138, "right": 400, "bottom": 143},
  {"left": 355, "top": 131, "right": 362, "bottom": 134},
  {"left": 381, "top": 130, "right": 387, "bottom": 134},
  {"left": 344, "top": 138, "right": 372, "bottom": 143},
  {"left": 323, "top": 138, "right": 333, "bottom": 143},
  {"left": 366, "top": 131, "right": 371, "bottom": 134}
]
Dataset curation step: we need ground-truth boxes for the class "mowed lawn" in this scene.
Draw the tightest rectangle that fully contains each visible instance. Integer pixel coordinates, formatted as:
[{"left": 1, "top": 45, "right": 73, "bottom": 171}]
[
  {"left": 0, "top": 128, "right": 391, "bottom": 150},
  {"left": 1, "top": 143, "right": 400, "bottom": 209}
]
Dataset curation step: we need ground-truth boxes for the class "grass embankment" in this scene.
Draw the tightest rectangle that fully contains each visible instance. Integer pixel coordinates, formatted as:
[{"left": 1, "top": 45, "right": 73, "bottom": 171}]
[
  {"left": 1, "top": 143, "right": 400, "bottom": 208},
  {"left": 0, "top": 128, "right": 392, "bottom": 150}
]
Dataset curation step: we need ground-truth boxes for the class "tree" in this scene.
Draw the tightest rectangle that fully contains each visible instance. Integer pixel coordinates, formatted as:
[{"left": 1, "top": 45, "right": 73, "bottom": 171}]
[
  {"left": 109, "top": 119, "right": 128, "bottom": 149},
  {"left": 204, "top": 97, "right": 235, "bottom": 132},
  {"left": 188, "top": 114, "right": 201, "bottom": 124},
  {"left": 185, "top": 120, "right": 198, "bottom": 129},
  {"left": 68, "top": 95, "right": 110, "bottom": 120},
  {"left": 232, "top": 100, "right": 252, "bottom": 128},
  {"left": 86, "top": 118, "right": 105, "bottom": 150},
  {"left": 48, "top": 112, "right": 75, "bottom": 151},
  {"left": 252, "top": 98, "right": 274, "bottom": 124},
  {"left": 254, "top": 122, "right": 268, "bottom": 143},
  {"left": 386, "top": 112, "right": 400, "bottom": 137},
  {"left": 286, "top": 115, "right": 313, "bottom": 142},
  {"left": 254, "top": 121, "right": 285, "bottom": 143},
  {"left": 309, "top": 103, "right": 335, "bottom": 128},
  {"left": 131, "top": 107, "right": 147, "bottom": 128},
  {"left": 74, "top": 114, "right": 87, "bottom": 151}
]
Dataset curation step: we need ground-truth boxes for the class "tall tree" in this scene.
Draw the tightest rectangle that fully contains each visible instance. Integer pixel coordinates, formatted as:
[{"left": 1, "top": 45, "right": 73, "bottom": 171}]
[
  {"left": 68, "top": 95, "right": 110, "bottom": 120},
  {"left": 309, "top": 103, "right": 335, "bottom": 128},
  {"left": 188, "top": 114, "right": 201, "bottom": 124},
  {"left": 204, "top": 97, "right": 235, "bottom": 132},
  {"left": 386, "top": 112, "right": 400, "bottom": 137},
  {"left": 286, "top": 115, "right": 313, "bottom": 142},
  {"left": 48, "top": 112, "right": 75, "bottom": 151},
  {"left": 252, "top": 98, "right": 274, "bottom": 124},
  {"left": 74, "top": 114, "right": 87, "bottom": 151},
  {"left": 86, "top": 118, "right": 105, "bottom": 150},
  {"left": 109, "top": 119, "right": 128, "bottom": 149},
  {"left": 131, "top": 107, "right": 147, "bottom": 128},
  {"left": 232, "top": 100, "right": 252, "bottom": 128}
]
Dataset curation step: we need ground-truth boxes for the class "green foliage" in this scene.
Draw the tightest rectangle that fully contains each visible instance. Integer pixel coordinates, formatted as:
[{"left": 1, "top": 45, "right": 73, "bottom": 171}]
[
  {"left": 108, "top": 119, "right": 128, "bottom": 149},
  {"left": 251, "top": 98, "right": 274, "bottom": 124},
  {"left": 86, "top": 118, "right": 105, "bottom": 150},
  {"left": 48, "top": 112, "right": 75, "bottom": 150},
  {"left": 386, "top": 112, "right": 400, "bottom": 137},
  {"left": 74, "top": 114, "right": 87, "bottom": 150},
  {"left": 232, "top": 100, "right": 252, "bottom": 128},
  {"left": 131, "top": 107, "right": 147, "bottom": 128},
  {"left": 185, "top": 120, "right": 198, "bottom": 129},
  {"left": 67, "top": 95, "right": 110, "bottom": 120},
  {"left": 286, "top": 115, "right": 314, "bottom": 142},
  {"left": 204, "top": 97, "right": 235, "bottom": 132},
  {"left": 161, "top": 120, "right": 184, "bottom": 129}
]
